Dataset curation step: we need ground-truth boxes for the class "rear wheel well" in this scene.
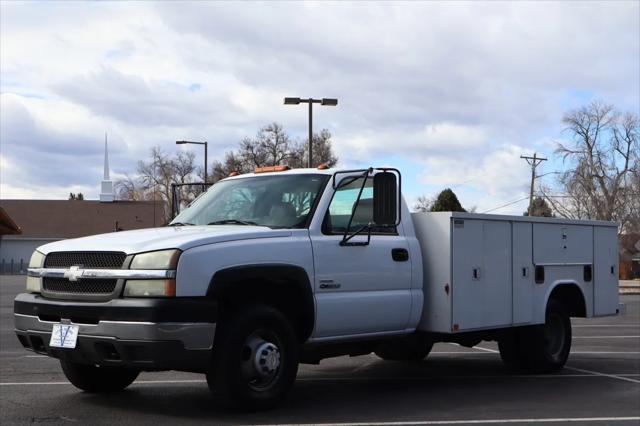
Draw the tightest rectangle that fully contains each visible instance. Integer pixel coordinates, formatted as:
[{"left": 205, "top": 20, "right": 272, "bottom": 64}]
[
  {"left": 208, "top": 265, "right": 314, "bottom": 342},
  {"left": 548, "top": 283, "right": 586, "bottom": 317}
]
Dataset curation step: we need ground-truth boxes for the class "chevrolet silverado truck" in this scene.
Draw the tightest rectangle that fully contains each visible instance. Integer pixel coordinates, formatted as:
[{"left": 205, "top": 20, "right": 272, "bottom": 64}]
[{"left": 15, "top": 166, "right": 621, "bottom": 409}]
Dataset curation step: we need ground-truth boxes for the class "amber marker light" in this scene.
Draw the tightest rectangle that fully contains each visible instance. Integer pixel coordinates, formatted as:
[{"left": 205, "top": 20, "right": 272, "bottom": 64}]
[{"left": 254, "top": 165, "right": 291, "bottom": 173}]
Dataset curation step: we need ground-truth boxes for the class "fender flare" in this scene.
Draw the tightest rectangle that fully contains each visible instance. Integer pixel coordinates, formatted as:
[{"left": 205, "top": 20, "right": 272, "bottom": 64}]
[
  {"left": 542, "top": 280, "right": 589, "bottom": 319},
  {"left": 207, "top": 263, "right": 315, "bottom": 339}
]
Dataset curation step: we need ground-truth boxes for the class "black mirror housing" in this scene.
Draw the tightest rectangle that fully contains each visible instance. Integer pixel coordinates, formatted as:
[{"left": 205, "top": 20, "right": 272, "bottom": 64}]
[{"left": 373, "top": 172, "right": 398, "bottom": 226}]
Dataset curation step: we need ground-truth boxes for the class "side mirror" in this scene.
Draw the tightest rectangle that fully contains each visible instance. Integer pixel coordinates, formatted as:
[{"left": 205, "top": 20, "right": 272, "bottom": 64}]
[{"left": 373, "top": 172, "right": 398, "bottom": 226}]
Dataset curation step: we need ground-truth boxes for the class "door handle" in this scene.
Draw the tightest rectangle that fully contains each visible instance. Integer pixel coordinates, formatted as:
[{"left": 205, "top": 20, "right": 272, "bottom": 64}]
[{"left": 392, "top": 248, "right": 409, "bottom": 262}]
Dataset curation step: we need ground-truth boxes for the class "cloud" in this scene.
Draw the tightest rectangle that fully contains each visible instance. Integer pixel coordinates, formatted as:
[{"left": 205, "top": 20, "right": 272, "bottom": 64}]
[
  {"left": 53, "top": 67, "right": 234, "bottom": 127},
  {"left": 0, "top": 1, "right": 637, "bottom": 202}
]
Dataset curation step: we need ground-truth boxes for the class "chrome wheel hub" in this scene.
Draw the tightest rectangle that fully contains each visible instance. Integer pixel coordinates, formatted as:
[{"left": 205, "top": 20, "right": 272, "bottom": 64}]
[
  {"left": 241, "top": 331, "right": 283, "bottom": 391},
  {"left": 254, "top": 342, "right": 280, "bottom": 376}
]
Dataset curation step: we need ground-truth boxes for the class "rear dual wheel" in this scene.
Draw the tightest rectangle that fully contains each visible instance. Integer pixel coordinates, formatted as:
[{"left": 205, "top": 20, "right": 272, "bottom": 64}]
[{"left": 498, "top": 299, "right": 571, "bottom": 373}]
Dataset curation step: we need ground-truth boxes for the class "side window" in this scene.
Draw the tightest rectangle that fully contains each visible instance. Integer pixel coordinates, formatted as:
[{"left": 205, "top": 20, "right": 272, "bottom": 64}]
[{"left": 323, "top": 177, "right": 396, "bottom": 234}]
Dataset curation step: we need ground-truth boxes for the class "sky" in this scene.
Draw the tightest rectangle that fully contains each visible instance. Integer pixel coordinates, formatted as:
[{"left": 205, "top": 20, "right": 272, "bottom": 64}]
[{"left": 1, "top": 1, "right": 638, "bottom": 214}]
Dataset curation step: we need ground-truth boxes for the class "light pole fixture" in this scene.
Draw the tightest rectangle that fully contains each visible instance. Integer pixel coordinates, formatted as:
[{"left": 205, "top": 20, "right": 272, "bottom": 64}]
[
  {"left": 176, "top": 140, "right": 208, "bottom": 183},
  {"left": 284, "top": 97, "right": 338, "bottom": 167}
]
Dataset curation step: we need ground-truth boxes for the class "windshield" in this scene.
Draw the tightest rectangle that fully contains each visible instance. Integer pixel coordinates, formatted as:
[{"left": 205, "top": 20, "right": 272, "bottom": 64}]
[{"left": 170, "top": 174, "right": 329, "bottom": 228}]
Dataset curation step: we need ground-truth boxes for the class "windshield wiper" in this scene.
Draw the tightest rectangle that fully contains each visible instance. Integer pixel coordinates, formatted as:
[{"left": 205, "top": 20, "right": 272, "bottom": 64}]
[
  {"left": 169, "top": 222, "right": 195, "bottom": 226},
  {"left": 207, "top": 219, "right": 259, "bottom": 226}
]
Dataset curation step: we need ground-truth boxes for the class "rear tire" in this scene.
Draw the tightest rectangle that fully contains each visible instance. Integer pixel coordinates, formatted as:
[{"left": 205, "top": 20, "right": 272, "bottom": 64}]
[
  {"left": 522, "top": 299, "right": 572, "bottom": 373},
  {"left": 375, "top": 334, "right": 433, "bottom": 361},
  {"left": 60, "top": 360, "right": 139, "bottom": 393},
  {"left": 498, "top": 330, "right": 525, "bottom": 371},
  {"left": 498, "top": 299, "right": 571, "bottom": 373},
  {"left": 207, "top": 304, "right": 299, "bottom": 410}
]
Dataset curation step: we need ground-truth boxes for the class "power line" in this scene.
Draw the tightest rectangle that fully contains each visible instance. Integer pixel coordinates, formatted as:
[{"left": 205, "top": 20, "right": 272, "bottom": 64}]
[{"left": 482, "top": 196, "right": 530, "bottom": 213}]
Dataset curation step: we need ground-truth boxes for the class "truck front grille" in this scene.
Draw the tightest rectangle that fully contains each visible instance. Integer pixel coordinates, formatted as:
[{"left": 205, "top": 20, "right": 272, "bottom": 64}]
[
  {"left": 43, "top": 278, "right": 118, "bottom": 294},
  {"left": 44, "top": 252, "right": 127, "bottom": 269},
  {"left": 41, "top": 251, "right": 126, "bottom": 300}
]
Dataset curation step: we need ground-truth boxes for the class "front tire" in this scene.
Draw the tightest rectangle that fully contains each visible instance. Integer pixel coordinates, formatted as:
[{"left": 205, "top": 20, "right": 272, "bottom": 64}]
[
  {"left": 207, "top": 304, "right": 299, "bottom": 410},
  {"left": 60, "top": 360, "right": 139, "bottom": 393}
]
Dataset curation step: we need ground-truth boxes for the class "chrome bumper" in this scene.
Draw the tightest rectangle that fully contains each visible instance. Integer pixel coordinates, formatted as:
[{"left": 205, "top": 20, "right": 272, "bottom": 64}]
[{"left": 15, "top": 313, "right": 215, "bottom": 350}]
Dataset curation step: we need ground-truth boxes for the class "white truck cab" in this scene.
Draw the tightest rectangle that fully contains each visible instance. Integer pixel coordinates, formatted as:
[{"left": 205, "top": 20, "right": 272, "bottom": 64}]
[{"left": 15, "top": 166, "right": 621, "bottom": 410}]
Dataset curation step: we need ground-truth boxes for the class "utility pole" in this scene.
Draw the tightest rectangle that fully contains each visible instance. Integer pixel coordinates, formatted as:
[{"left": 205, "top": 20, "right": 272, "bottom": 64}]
[{"left": 520, "top": 152, "right": 547, "bottom": 215}]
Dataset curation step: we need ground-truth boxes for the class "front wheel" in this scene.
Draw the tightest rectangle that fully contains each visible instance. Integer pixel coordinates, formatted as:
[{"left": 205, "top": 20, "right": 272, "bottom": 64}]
[
  {"left": 60, "top": 360, "right": 139, "bottom": 393},
  {"left": 207, "top": 304, "right": 299, "bottom": 410}
]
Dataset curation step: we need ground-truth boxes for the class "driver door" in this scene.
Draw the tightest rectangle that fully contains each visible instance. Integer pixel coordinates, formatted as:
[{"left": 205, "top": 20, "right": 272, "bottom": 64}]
[{"left": 309, "top": 176, "right": 413, "bottom": 339}]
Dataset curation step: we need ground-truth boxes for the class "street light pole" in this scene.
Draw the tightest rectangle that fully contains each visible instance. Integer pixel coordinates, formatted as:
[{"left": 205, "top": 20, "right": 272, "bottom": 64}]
[
  {"left": 284, "top": 97, "right": 338, "bottom": 168},
  {"left": 176, "top": 140, "right": 208, "bottom": 183},
  {"left": 308, "top": 101, "right": 313, "bottom": 168}
]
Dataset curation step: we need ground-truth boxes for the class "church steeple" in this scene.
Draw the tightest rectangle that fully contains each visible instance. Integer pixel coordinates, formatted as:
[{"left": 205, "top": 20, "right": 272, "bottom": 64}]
[
  {"left": 103, "top": 132, "right": 110, "bottom": 181},
  {"left": 99, "top": 132, "right": 114, "bottom": 202}
]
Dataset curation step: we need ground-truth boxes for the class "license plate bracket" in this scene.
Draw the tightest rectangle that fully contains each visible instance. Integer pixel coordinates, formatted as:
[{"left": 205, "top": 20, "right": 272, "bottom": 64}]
[{"left": 50, "top": 324, "right": 79, "bottom": 349}]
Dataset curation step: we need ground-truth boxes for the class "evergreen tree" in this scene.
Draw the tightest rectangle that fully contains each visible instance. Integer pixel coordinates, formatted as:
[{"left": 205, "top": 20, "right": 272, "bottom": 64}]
[
  {"left": 430, "top": 189, "right": 466, "bottom": 212},
  {"left": 524, "top": 196, "right": 553, "bottom": 217}
]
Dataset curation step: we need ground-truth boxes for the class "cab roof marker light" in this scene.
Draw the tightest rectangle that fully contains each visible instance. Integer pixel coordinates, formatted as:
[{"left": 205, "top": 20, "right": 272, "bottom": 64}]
[{"left": 254, "top": 165, "right": 290, "bottom": 174}]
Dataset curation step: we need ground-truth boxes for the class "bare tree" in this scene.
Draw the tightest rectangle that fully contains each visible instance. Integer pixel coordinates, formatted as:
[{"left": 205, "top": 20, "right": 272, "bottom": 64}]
[
  {"left": 413, "top": 195, "right": 433, "bottom": 212},
  {"left": 116, "top": 146, "right": 197, "bottom": 221},
  {"left": 209, "top": 123, "right": 338, "bottom": 181},
  {"left": 542, "top": 101, "right": 639, "bottom": 233},
  {"left": 114, "top": 174, "right": 144, "bottom": 201},
  {"left": 116, "top": 123, "right": 340, "bottom": 220},
  {"left": 291, "top": 129, "right": 339, "bottom": 169}
]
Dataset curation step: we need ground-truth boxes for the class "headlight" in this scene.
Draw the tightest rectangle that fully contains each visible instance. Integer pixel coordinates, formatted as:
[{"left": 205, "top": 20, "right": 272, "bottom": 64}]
[
  {"left": 126, "top": 249, "right": 180, "bottom": 297},
  {"left": 130, "top": 249, "right": 180, "bottom": 270},
  {"left": 26, "top": 251, "right": 45, "bottom": 293},
  {"left": 123, "top": 279, "right": 176, "bottom": 297}
]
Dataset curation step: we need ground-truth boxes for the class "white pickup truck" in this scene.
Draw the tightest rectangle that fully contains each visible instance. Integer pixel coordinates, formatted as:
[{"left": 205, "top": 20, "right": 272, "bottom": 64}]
[{"left": 15, "top": 166, "right": 621, "bottom": 409}]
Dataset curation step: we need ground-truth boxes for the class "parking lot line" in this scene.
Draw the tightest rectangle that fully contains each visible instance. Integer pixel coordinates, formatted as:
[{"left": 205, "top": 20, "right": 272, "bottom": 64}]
[
  {"left": 565, "top": 366, "right": 640, "bottom": 384},
  {"left": 471, "top": 346, "right": 498, "bottom": 353},
  {"left": 570, "top": 351, "right": 640, "bottom": 354},
  {"left": 255, "top": 416, "right": 640, "bottom": 425},
  {"left": 573, "top": 325, "right": 639, "bottom": 328},
  {"left": 573, "top": 335, "right": 640, "bottom": 338},
  {"left": 10, "top": 351, "right": 639, "bottom": 360},
  {"left": 2, "top": 373, "right": 639, "bottom": 386}
]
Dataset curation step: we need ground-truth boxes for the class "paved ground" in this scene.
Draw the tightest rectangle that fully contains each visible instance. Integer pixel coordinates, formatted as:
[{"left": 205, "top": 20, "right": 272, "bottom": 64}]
[{"left": 1, "top": 275, "right": 639, "bottom": 426}]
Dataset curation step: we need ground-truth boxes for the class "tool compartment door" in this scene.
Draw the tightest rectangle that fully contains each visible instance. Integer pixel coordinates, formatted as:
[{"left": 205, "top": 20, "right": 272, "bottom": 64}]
[
  {"left": 594, "top": 226, "right": 619, "bottom": 316},
  {"left": 512, "top": 222, "right": 533, "bottom": 325},
  {"left": 452, "top": 219, "right": 512, "bottom": 331}
]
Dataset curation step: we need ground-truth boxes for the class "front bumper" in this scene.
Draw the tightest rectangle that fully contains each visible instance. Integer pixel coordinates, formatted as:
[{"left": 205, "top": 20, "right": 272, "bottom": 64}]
[{"left": 14, "top": 293, "right": 217, "bottom": 372}]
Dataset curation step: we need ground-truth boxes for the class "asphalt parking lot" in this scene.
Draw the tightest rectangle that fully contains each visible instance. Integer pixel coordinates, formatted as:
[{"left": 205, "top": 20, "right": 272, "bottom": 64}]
[{"left": 1, "top": 275, "right": 638, "bottom": 426}]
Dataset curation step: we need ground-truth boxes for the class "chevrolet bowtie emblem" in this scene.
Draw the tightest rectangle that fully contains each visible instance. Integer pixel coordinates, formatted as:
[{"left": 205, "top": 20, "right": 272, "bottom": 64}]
[{"left": 64, "top": 265, "right": 84, "bottom": 282}]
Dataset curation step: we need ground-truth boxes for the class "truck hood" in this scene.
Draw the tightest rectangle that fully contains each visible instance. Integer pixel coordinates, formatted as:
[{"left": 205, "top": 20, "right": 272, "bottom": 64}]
[{"left": 37, "top": 225, "right": 292, "bottom": 255}]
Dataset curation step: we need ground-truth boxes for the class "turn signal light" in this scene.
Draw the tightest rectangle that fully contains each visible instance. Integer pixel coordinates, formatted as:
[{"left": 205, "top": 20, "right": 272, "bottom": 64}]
[{"left": 254, "top": 165, "right": 290, "bottom": 173}]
